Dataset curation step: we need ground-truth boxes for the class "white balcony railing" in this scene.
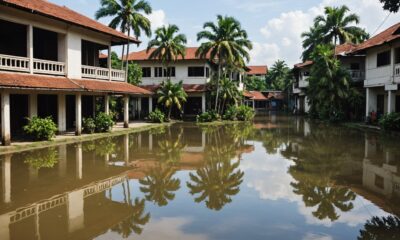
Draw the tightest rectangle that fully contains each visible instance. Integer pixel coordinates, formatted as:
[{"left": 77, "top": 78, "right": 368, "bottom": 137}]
[
  {"left": 33, "top": 59, "right": 65, "bottom": 76},
  {"left": 0, "top": 54, "right": 66, "bottom": 75},
  {"left": 348, "top": 70, "right": 365, "bottom": 82},
  {"left": 82, "top": 65, "right": 125, "bottom": 82},
  {"left": 0, "top": 54, "right": 30, "bottom": 72}
]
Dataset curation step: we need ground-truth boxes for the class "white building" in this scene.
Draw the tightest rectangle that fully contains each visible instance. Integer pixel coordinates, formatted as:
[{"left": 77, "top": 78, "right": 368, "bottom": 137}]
[
  {"left": 0, "top": 0, "right": 152, "bottom": 145},
  {"left": 351, "top": 23, "right": 400, "bottom": 117},
  {"left": 126, "top": 47, "right": 211, "bottom": 116}
]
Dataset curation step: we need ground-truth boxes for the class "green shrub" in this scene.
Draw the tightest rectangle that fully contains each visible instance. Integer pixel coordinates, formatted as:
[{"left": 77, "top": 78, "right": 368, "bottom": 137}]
[
  {"left": 95, "top": 112, "right": 114, "bottom": 133},
  {"left": 82, "top": 118, "right": 96, "bottom": 134},
  {"left": 223, "top": 105, "right": 239, "bottom": 121},
  {"left": 196, "top": 110, "right": 221, "bottom": 123},
  {"left": 236, "top": 105, "right": 255, "bottom": 121},
  {"left": 148, "top": 109, "right": 165, "bottom": 123},
  {"left": 379, "top": 112, "right": 400, "bottom": 131},
  {"left": 23, "top": 116, "right": 58, "bottom": 141}
]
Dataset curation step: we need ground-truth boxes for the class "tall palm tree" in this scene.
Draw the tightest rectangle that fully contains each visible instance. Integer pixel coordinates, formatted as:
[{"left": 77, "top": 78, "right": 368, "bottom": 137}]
[
  {"left": 196, "top": 15, "right": 253, "bottom": 112},
  {"left": 95, "top": 0, "right": 152, "bottom": 75},
  {"left": 157, "top": 80, "right": 188, "bottom": 120},
  {"left": 301, "top": 24, "right": 325, "bottom": 61},
  {"left": 266, "top": 60, "right": 292, "bottom": 91},
  {"left": 219, "top": 78, "right": 241, "bottom": 112},
  {"left": 314, "top": 5, "right": 369, "bottom": 46},
  {"left": 147, "top": 24, "right": 187, "bottom": 79}
]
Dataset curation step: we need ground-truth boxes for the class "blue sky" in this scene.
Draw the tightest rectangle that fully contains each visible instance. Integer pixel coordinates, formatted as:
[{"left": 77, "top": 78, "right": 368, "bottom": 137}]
[{"left": 49, "top": 0, "right": 400, "bottom": 66}]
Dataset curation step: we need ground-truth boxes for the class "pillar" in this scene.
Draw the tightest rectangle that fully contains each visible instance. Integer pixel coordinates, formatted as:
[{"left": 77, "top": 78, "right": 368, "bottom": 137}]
[
  {"left": 388, "top": 90, "right": 395, "bottom": 113},
  {"left": 75, "top": 94, "right": 82, "bottom": 136},
  {"left": 27, "top": 24, "right": 33, "bottom": 74},
  {"left": 366, "top": 88, "right": 377, "bottom": 117},
  {"left": 67, "top": 189, "right": 85, "bottom": 232},
  {"left": 124, "top": 134, "right": 129, "bottom": 166},
  {"left": 1, "top": 92, "right": 11, "bottom": 146},
  {"left": 0, "top": 213, "right": 10, "bottom": 240},
  {"left": 124, "top": 95, "right": 129, "bottom": 128},
  {"left": 58, "top": 145, "right": 67, "bottom": 177},
  {"left": 202, "top": 93, "right": 206, "bottom": 113},
  {"left": 58, "top": 94, "right": 66, "bottom": 133},
  {"left": 104, "top": 95, "right": 110, "bottom": 114},
  {"left": 29, "top": 94, "right": 37, "bottom": 118},
  {"left": 149, "top": 134, "right": 153, "bottom": 151},
  {"left": 149, "top": 97, "right": 153, "bottom": 113},
  {"left": 108, "top": 45, "right": 112, "bottom": 81},
  {"left": 2, "top": 155, "right": 11, "bottom": 203},
  {"left": 75, "top": 143, "right": 82, "bottom": 179}
]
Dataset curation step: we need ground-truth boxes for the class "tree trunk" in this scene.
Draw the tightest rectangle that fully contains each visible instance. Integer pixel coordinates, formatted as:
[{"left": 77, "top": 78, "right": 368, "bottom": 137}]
[
  {"left": 125, "top": 28, "right": 131, "bottom": 82},
  {"left": 168, "top": 106, "right": 172, "bottom": 121},
  {"left": 120, "top": 44, "right": 125, "bottom": 70}
]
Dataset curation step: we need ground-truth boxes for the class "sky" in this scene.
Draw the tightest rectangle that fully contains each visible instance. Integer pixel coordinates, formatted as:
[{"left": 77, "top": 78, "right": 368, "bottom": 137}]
[{"left": 49, "top": 0, "right": 400, "bottom": 67}]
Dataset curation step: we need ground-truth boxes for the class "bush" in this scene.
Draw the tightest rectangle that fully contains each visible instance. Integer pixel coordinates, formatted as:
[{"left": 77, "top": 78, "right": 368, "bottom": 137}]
[
  {"left": 196, "top": 110, "right": 221, "bottom": 123},
  {"left": 379, "top": 112, "right": 400, "bottom": 131},
  {"left": 236, "top": 105, "right": 255, "bottom": 121},
  {"left": 82, "top": 118, "right": 96, "bottom": 134},
  {"left": 95, "top": 112, "right": 114, "bottom": 133},
  {"left": 23, "top": 116, "right": 58, "bottom": 141},
  {"left": 223, "top": 105, "right": 239, "bottom": 121},
  {"left": 148, "top": 109, "right": 165, "bottom": 123}
]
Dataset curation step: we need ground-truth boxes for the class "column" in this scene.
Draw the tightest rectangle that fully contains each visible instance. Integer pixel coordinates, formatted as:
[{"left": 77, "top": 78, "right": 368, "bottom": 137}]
[
  {"left": 27, "top": 24, "right": 33, "bottom": 74},
  {"left": 104, "top": 95, "right": 110, "bottom": 114},
  {"left": 124, "top": 134, "right": 129, "bottom": 166},
  {"left": 124, "top": 95, "right": 129, "bottom": 128},
  {"left": 149, "top": 97, "right": 153, "bottom": 113},
  {"left": 1, "top": 92, "right": 11, "bottom": 146},
  {"left": 0, "top": 213, "right": 10, "bottom": 240},
  {"left": 388, "top": 90, "right": 395, "bottom": 113},
  {"left": 108, "top": 45, "right": 112, "bottom": 81},
  {"left": 75, "top": 143, "right": 82, "bottom": 179},
  {"left": 366, "top": 88, "right": 377, "bottom": 116},
  {"left": 29, "top": 94, "right": 37, "bottom": 118},
  {"left": 75, "top": 94, "right": 82, "bottom": 136},
  {"left": 67, "top": 189, "right": 85, "bottom": 232},
  {"left": 149, "top": 134, "right": 153, "bottom": 151},
  {"left": 58, "top": 145, "right": 67, "bottom": 177},
  {"left": 202, "top": 93, "right": 206, "bottom": 113},
  {"left": 138, "top": 97, "right": 142, "bottom": 119},
  {"left": 58, "top": 94, "right": 66, "bottom": 133},
  {"left": 2, "top": 155, "right": 11, "bottom": 203},
  {"left": 138, "top": 133, "right": 142, "bottom": 148}
]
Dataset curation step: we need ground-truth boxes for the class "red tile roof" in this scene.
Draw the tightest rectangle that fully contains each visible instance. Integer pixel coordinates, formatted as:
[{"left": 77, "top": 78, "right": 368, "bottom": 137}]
[
  {"left": 353, "top": 22, "right": 400, "bottom": 52},
  {"left": 0, "top": 72, "right": 151, "bottom": 95},
  {"left": 246, "top": 66, "right": 268, "bottom": 75},
  {"left": 126, "top": 47, "right": 211, "bottom": 61},
  {"left": 294, "top": 60, "right": 313, "bottom": 69},
  {"left": 335, "top": 43, "right": 357, "bottom": 55},
  {"left": 141, "top": 84, "right": 207, "bottom": 93},
  {"left": 99, "top": 53, "right": 108, "bottom": 59},
  {"left": 244, "top": 91, "right": 268, "bottom": 101},
  {"left": 1, "top": 0, "right": 139, "bottom": 44}
]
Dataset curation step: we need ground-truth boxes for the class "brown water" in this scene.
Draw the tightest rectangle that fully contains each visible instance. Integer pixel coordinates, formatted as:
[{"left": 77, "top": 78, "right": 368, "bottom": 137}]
[{"left": 0, "top": 115, "right": 399, "bottom": 240}]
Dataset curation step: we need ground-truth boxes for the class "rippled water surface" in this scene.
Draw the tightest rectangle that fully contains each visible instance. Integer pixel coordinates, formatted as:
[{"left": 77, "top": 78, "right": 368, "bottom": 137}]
[{"left": 1, "top": 115, "right": 400, "bottom": 240}]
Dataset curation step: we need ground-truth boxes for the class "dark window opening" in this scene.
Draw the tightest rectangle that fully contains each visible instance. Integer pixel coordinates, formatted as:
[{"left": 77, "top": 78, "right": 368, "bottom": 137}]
[
  {"left": 188, "top": 67, "right": 205, "bottom": 77},
  {"left": 377, "top": 50, "right": 391, "bottom": 67},
  {"left": 377, "top": 94, "right": 385, "bottom": 116},
  {"left": 38, "top": 95, "right": 58, "bottom": 123},
  {"left": 375, "top": 174, "right": 384, "bottom": 189},
  {"left": 0, "top": 19, "right": 27, "bottom": 57},
  {"left": 206, "top": 67, "right": 210, "bottom": 78},
  {"left": 82, "top": 40, "right": 107, "bottom": 67},
  {"left": 395, "top": 48, "right": 400, "bottom": 64},
  {"left": 396, "top": 95, "right": 400, "bottom": 113},
  {"left": 350, "top": 63, "right": 360, "bottom": 70},
  {"left": 155, "top": 67, "right": 163, "bottom": 77},
  {"left": 142, "top": 67, "right": 151, "bottom": 77},
  {"left": 33, "top": 27, "right": 58, "bottom": 61},
  {"left": 163, "top": 67, "right": 176, "bottom": 77}
]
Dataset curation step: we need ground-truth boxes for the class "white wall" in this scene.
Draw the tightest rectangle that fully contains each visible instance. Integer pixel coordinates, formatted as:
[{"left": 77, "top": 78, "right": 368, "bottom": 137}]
[{"left": 135, "top": 60, "right": 212, "bottom": 85}]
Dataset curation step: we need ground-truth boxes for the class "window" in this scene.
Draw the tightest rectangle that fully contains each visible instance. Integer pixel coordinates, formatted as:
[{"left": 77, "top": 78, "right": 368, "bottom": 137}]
[
  {"left": 142, "top": 67, "right": 151, "bottom": 77},
  {"left": 377, "top": 50, "right": 391, "bottom": 67},
  {"left": 395, "top": 48, "right": 400, "bottom": 64},
  {"left": 154, "top": 67, "right": 163, "bottom": 77},
  {"left": 163, "top": 67, "right": 176, "bottom": 77},
  {"left": 188, "top": 67, "right": 205, "bottom": 77},
  {"left": 206, "top": 67, "right": 210, "bottom": 78},
  {"left": 350, "top": 63, "right": 360, "bottom": 70}
]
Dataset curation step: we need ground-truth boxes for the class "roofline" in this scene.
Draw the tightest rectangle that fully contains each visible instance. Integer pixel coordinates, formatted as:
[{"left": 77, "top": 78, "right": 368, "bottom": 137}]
[{"left": 0, "top": 1, "right": 141, "bottom": 45}]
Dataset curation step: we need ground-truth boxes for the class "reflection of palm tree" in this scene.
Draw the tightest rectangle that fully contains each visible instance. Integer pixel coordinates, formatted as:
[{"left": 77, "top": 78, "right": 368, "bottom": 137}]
[
  {"left": 157, "top": 130, "right": 186, "bottom": 165},
  {"left": 111, "top": 198, "right": 151, "bottom": 238},
  {"left": 139, "top": 166, "right": 181, "bottom": 206},
  {"left": 187, "top": 158, "right": 244, "bottom": 211},
  {"left": 358, "top": 215, "right": 400, "bottom": 240}
]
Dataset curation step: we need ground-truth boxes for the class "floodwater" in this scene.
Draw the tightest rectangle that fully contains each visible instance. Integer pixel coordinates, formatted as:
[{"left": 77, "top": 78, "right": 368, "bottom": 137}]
[{"left": 0, "top": 115, "right": 399, "bottom": 240}]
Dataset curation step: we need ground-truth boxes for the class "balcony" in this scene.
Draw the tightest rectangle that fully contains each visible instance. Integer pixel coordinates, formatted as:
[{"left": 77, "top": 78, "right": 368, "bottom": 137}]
[
  {"left": 348, "top": 70, "right": 365, "bottom": 82},
  {"left": 0, "top": 54, "right": 65, "bottom": 76},
  {"left": 299, "top": 77, "right": 309, "bottom": 88},
  {"left": 82, "top": 65, "right": 125, "bottom": 82},
  {"left": 395, "top": 63, "right": 400, "bottom": 79}
]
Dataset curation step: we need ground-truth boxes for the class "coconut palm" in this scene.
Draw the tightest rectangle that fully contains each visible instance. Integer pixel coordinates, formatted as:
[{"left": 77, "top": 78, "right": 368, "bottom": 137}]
[
  {"left": 196, "top": 15, "right": 253, "bottom": 112},
  {"left": 301, "top": 24, "right": 325, "bottom": 61},
  {"left": 219, "top": 78, "right": 242, "bottom": 112},
  {"left": 147, "top": 24, "right": 187, "bottom": 79},
  {"left": 95, "top": 0, "right": 152, "bottom": 73},
  {"left": 157, "top": 80, "right": 188, "bottom": 120},
  {"left": 314, "top": 5, "right": 369, "bottom": 46},
  {"left": 266, "top": 60, "right": 292, "bottom": 91}
]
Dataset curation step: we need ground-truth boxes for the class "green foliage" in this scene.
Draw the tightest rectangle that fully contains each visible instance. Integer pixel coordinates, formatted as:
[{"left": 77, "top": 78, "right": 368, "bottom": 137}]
[
  {"left": 236, "top": 105, "right": 255, "bottom": 121},
  {"left": 219, "top": 78, "right": 242, "bottom": 108},
  {"left": 82, "top": 118, "right": 96, "bottom": 134},
  {"left": 245, "top": 76, "right": 267, "bottom": 91},
  {"left": 265, "top": 60, "right": 292, "bottom": 91},
  {"left": 24, "top": 148, "right": 58, "bottom": 170},
  {"left": 358, "top": 215, "right": 400, "bottom": 240},
  {"left": 379, "top": 0, "right": 400, "bottom": 13},
  {"left": 128, "top": 63, "right": 142, "bottom": 85},
  {"left": 23, "top": 116, "right": 58, "bottom": 141},
  {"left": 148, "top": 109, "right": 166, "bottom": 123},
  {"left": 223, "top": 105, "right": 239, "bottom": 121},
  {"left": 110, "top": 51, "right": 122, "bottom": 69},
  {"left": 94, "top": 112, "right": 115, "bottom": 133},
  {"left": 379, "top": 112, "right": 400, "bottom": 131},
  {"left": 196, "top": 110, "right": 221, "bottom": 123},
  {"left": 157, "top": 80, "right": 188, "bottom": 120}
]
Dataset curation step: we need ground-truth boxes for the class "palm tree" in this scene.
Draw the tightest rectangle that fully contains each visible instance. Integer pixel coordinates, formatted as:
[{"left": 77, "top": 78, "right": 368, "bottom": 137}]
[
  {"left": 196, "top": 15, "right": 253, "bottom": 112},
  {"left": 95, "top": 0, "right": 152, "bottom": 74},
  {"left": 157, "top": 80, "right": 188, "bottom": 120},
  {"left": 314, "top": 5, "right": 369, "bottom": 46},
  {"left": 266, "top": 60, "right": 292, "bottom": 91},
  {"left": 358, "top": 215, "right": 400, "bottom": 240},
  {"left": 219, "top": 78, "right": 241, "bottom": 112},
  {"left": 147, "top": 24, "right": 187, "bottom": 79},
  {"left": 301, "top": 24, "right": 325, "bottom": 61}
]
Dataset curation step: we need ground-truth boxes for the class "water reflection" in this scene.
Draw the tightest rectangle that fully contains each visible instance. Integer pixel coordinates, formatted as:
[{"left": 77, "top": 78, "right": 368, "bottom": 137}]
[{"left": 0, "top": 117, "right": 399, "bottom": 239}]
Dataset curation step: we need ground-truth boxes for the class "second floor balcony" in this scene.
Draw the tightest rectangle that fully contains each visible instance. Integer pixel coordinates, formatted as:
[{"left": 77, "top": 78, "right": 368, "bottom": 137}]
[{"left": 348, "top": 70, "right": 365, "bottom": 82}]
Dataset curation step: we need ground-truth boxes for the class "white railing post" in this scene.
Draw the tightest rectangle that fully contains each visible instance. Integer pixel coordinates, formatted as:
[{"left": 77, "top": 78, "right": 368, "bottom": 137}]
[
  {"left": 108, "top": 45, "right": 112, "bottom": 81},
  {"left": 27, "top": 25, "right": 33, "bottom": 74}
]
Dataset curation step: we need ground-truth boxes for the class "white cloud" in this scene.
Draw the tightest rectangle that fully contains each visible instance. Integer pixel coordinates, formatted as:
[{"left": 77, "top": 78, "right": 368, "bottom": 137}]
[
  {"left": 147, "top": 10, "right": 168, "bottom": 31},
  {"left": 251, "top": 0, "right": 400, "bottom": 66}
]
